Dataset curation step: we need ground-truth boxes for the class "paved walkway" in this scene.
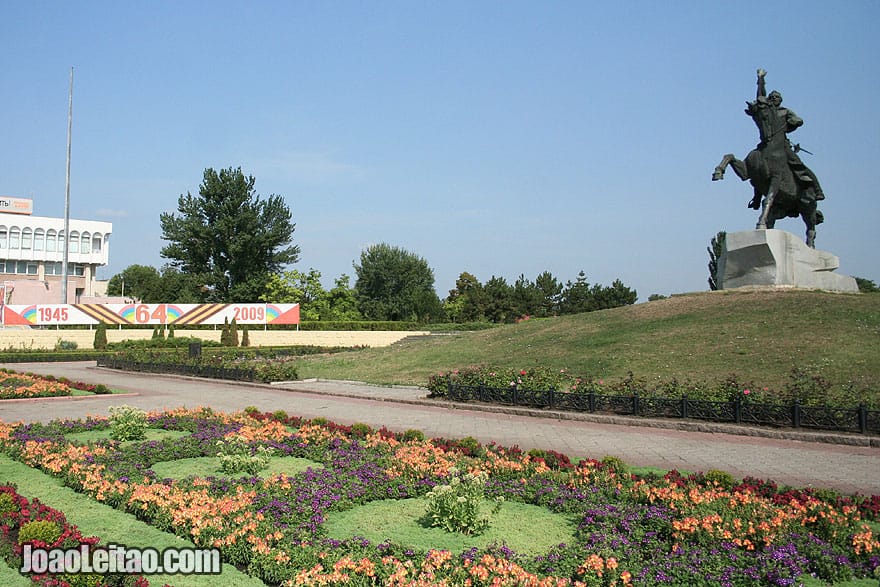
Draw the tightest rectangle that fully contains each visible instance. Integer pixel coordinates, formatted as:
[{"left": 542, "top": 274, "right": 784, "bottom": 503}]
[{"left": 1, "top": 362, "right": 878, "bottom": 495}]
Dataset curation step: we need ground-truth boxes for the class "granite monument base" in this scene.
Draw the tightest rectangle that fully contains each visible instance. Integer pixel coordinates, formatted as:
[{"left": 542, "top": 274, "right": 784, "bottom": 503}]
[{"left": 717, "top": 229, "right": 858, "bottom": 293}]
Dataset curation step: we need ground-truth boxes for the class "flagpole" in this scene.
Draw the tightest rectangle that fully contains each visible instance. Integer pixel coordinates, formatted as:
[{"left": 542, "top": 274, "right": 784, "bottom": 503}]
[{"left": 61, "top": 67, "right": 73, "bottom": 304}]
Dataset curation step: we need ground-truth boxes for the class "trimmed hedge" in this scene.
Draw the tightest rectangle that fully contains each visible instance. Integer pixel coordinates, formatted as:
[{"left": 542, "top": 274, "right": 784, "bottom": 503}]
[{"left": 0, "top": 351, "right": 105, "bottom": 363}]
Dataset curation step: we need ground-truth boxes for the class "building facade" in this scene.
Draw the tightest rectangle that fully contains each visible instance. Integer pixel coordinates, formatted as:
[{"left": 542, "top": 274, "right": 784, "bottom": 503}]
[{"left": 0, "top": 196, "right": 112, "bottom": 304}]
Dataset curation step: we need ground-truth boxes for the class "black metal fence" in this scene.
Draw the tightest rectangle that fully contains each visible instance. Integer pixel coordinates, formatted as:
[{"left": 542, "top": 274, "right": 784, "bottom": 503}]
[
  {"left": 448, "top": 383, "right": 879, "bottom": 435},
  {"left": 97, "top": 357, "right": 255, "bottom": 382}
]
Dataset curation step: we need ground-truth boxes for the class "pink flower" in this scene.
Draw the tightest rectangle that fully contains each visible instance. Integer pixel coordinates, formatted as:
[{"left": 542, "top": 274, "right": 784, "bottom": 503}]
[
  {"left": 743, "top": 389, "right": 751, "bottom": 395},
  {"left": 520, "top": 370, "right": 527, "bottom": 376}
]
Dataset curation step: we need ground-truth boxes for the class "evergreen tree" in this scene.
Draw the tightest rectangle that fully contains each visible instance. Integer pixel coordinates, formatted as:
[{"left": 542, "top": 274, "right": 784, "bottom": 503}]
[
  {"left": 93, "top": 323, "right": 108, "bottom": 350},
  {"left": 230, "top": 318, "right": 240, "bottom": 347},
  {"left": 708, "top": 231, "right": 727, "bottom": 291}
]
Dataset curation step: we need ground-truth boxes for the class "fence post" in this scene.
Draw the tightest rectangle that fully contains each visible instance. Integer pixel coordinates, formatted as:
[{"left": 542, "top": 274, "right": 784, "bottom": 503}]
[
  {"left": 478, "top": 383, "right": 484, "bottom": 402},
  {"left": 549, "top": 386, "right": 555, "bottom": 409},
  {"left": 446, "top": 376, "right": 453, "bottom": 400},
  {"left": 512, "top": 382, "right": 518, "bottom": 406},
  {"left": 633, "top": 392, "right": 640, "bottom": 416},
  {"left": 734, "top": 397, "right": 742, "bottom": 424},
  {"left": 857, "top": 403, "right": 867, "bottom": 434},
  {"left": 588, "top": 390, "right": 595, "bottom": 412},
  {"left": 792, "top": 400, "right": 801, "bottom": 428},
  {"left": 682, "top": 395, "right": 689, "bottom": 419}
]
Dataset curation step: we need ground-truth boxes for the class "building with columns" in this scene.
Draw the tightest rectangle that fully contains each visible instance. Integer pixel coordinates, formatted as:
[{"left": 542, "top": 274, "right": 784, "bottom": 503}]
[{"left": 0, "top": 196, "right": 112, "bottom": 304}]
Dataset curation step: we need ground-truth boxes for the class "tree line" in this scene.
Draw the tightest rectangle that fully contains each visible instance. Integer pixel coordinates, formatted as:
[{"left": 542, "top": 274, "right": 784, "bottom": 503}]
[{"left": 106, "top": 167, "right": 638, "bottom": 324}]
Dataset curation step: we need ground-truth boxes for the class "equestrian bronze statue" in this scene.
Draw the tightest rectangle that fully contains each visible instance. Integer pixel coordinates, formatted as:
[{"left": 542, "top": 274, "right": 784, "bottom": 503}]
[{"left": 713, "top": 69, "right": 825, "bottom": 248}]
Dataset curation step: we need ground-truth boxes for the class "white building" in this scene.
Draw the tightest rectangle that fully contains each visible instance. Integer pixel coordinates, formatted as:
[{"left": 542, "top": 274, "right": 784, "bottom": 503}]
[{"left": 0, "top": 196, "right": 112, "bottom": 304}]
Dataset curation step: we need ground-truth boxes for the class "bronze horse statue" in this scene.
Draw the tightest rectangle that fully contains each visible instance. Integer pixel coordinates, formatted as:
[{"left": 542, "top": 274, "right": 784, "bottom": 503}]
[{"left": 712, "top": 70, "right": 825, "bottom": 248}]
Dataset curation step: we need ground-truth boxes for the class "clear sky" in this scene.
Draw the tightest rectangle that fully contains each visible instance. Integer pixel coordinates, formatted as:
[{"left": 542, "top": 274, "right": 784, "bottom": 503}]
[{"left": 3, "top": 1, "right": 878, "bottom": 300}]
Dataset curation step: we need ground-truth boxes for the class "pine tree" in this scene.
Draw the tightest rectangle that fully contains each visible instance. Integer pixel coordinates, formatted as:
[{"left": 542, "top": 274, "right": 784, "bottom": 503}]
[
  {"left": 93, "top": 323, "right": 108, "bottom": 350},
  {"left": 230, "top": 319, "right": 240, "bottom": 347},
  {"left": 241, "top": 325, "right": 250, "bottom": 347},
  {"left": 221, "top": 317, "right": 231, "bottom": 346}
]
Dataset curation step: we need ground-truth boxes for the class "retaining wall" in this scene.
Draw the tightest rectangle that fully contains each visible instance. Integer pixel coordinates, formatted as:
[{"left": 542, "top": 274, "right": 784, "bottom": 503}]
[{"left": 0, "top": 328, "right": 426, "bottom": 350}]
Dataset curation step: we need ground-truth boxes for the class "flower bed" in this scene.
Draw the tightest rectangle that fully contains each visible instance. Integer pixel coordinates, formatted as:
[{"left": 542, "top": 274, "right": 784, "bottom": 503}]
[
  {"left": 0, "top": 408, "right": 878, "bottom": 586},
  {"left": 0, "top": 484, "right": 150, "bottom": 586},
  {"left": 0, "top": 370, "right": 111, "bottom": 400},
  {"left": 0, "top": 372, "right": 71, "bottom": 400}
]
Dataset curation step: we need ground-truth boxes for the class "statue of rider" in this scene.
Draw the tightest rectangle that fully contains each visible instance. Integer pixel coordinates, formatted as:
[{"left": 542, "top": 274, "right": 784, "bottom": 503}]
[{"left": 744, "top": 69, "right": 825, "bottom": 210}]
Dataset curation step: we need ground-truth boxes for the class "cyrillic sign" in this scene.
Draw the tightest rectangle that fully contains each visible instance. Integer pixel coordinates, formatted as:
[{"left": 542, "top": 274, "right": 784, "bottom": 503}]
[{"left": 0, "top": 196, "right": 34, "bottom": 215}]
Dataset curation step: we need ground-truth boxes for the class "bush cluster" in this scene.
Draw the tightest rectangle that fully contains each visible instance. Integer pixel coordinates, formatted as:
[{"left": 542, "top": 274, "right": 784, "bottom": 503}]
[
  {"left": 108, "top": 405, "right": 148, "bottom": 441},
  {"left": 422, "top": 467, "right": 502, "bottom": 535},
  {"left": 428, "top": 365, "right": 879, "bottom": 408},
  {"left": 216, "top": 436, "right": 273, "bottom": 475}
]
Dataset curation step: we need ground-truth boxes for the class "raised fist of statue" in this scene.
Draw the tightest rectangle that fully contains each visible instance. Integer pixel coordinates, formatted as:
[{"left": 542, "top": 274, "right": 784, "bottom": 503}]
[{"left": 757, "top": 68, "right": 767, "bottom": 78}]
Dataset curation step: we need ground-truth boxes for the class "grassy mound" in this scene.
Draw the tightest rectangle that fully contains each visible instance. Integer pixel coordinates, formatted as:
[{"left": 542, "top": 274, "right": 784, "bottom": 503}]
[{"left": 293, "top": 290, "right": 880, "bottom": 392}]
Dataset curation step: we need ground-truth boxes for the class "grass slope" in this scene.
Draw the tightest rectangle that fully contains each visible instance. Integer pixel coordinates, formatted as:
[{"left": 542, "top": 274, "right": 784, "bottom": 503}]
[{"left": 295, "top": 290, "right": 880, "bottom": 391}]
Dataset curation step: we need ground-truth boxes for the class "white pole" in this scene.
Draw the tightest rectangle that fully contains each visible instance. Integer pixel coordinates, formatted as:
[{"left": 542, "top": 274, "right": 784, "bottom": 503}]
[{"left": 61, "top": 67, "right": 73, "bottom": 304}]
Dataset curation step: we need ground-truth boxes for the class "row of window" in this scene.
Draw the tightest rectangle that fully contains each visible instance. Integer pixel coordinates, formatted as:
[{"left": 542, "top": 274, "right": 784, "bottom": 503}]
[
  {"left": 0, "top": 228, "right": 103, "bottom": 254},
  {"left": 0, "top": 261, "right": 86, "bottom": 276}
]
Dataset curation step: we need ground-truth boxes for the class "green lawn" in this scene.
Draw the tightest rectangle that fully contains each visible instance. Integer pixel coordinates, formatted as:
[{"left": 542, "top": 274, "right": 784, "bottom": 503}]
[
  {"left": 324, "top": 497, "right": 578, "bottom": 555},
  {"left": 150, "top": 455, "right": 321, "bottom": 480},
  {"left": 0, "top": 456, "right": 264, "bottom": 587}
]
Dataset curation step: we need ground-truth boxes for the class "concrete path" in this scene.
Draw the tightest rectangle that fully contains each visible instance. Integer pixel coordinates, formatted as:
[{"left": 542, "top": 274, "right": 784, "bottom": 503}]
[{"left": 1, "top": 362, "right": 878, "bottom": 495}]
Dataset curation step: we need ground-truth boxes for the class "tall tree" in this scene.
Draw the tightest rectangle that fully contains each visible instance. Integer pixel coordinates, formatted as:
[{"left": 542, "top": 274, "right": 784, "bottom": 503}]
[
  {"left": 444, "top": 272, "right": 487, "bottom": 323},
  {"left": 353, "top": 243, "right": 441, "bottom": 322},
  {"left": 106, "top": 265, "right": 163, "bottom": 302},
  {"left": 533, "top": 271, "right": 563, "bottom": 317},
  {"left": 261, "top": 268, "right": 328, "bottom": 320},
  {"left": 483, "top": 276, "right": 516, "bottom": 323},
  {"left": 160, "top": 167, "right": 299, "bottom": 302},
  {"left": 708, "top": 231, "right": 726, "bottom": 291},
  {"left": 322, "top": 274, "right": 363, "bottom": 321}
]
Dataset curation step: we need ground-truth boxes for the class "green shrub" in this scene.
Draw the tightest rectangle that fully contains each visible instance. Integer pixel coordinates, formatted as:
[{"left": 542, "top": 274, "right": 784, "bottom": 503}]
[
  {"left": 254, "top": 360, "right": 298, "bottom": 382},
  {"left": 600, "top": 455, "right": 628, "bottom": 474},
  {"left": 93, "top": 323, "right": 108, "bottom": 350},
  {"left": 216, "top": 436, "right": 272, "bottom": 475},
  {"left": 704, "top": 469, "right": 735, "bottom": 489},
  {"left": 401, "top": 429, "right": 426, "bottom": 443},
  {"left": 422, "top": 468, "right": 502, "bottom": 535},
  {"left": 456, "top": 436, "right": 483, "bottom": 456},
  {"left": 241, "top": 325, "right": 250, "bottom": 347},
  {"left": 108, "top": 405, "right": 147, "bottom": 441},
  {"left": 18, "top": 519, "right": 61, "bottom": 546},
  {"left": 93, "top": 384, "right": 111, "bottom": 395},
  {"left": 350, "top": 423, "right": 372, "bottom": 438},
  {"left": 272, "top": 410, "right": 289, "bottom": 422},
  {"left": 0, "top": 492, "right": 16, "bottom": 516},
  {"left": 54, "top": 339, "right": 78, "bottom": 351},
  {"left": 243, "top": 406, "right": 260, "bottom": 417}
]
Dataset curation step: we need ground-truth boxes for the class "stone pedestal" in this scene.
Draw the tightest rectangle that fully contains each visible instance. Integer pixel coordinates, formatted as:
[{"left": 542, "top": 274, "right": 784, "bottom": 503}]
[{"left": 717, "top": 230, "right": 858, "bottom": 292}]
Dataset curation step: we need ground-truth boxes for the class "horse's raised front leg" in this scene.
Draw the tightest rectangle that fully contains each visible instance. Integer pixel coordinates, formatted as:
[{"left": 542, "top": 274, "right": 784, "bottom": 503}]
[{"left": 713, "top": 154, "right": 740, "bottom": 181}]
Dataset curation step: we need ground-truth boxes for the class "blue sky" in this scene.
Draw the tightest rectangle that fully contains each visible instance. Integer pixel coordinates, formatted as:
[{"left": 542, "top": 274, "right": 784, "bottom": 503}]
[{"left": 3, "top": 1, "right": 878, "bottom": 300}]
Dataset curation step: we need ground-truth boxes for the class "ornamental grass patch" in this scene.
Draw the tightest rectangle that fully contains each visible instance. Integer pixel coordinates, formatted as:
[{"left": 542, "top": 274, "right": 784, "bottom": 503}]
[{"left": 0, "top": 407, "right": 878, "bottom": 586}]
